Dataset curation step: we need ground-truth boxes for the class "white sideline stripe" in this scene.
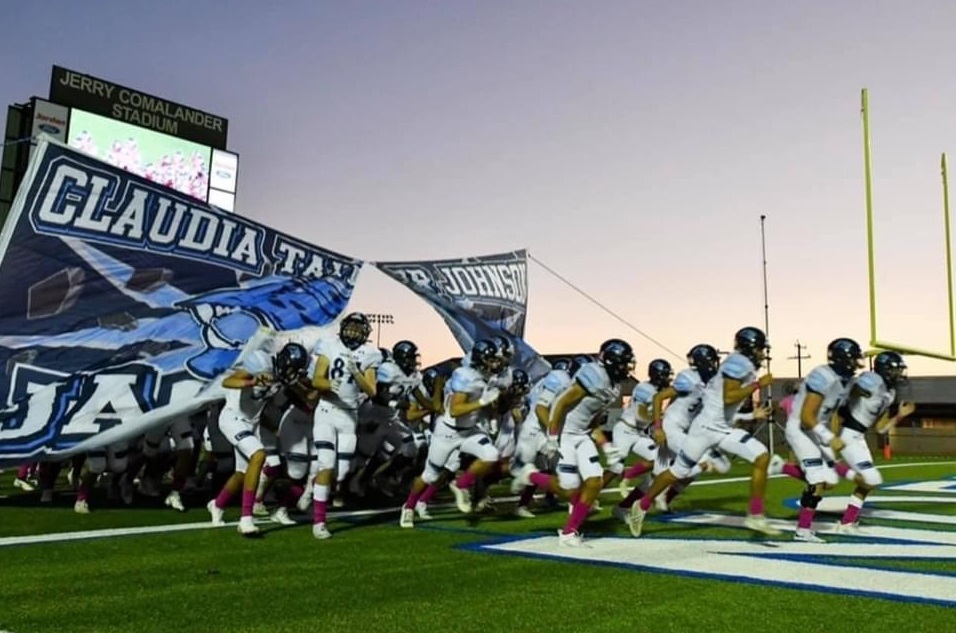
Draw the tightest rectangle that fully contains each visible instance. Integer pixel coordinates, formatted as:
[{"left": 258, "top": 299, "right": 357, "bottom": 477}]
[{"left": 2, "top": 460, "right": 954, "bottom": 548}]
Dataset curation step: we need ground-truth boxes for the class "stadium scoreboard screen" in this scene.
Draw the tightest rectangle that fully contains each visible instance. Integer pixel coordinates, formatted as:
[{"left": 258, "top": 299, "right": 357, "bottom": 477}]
[{"left": 8, "top": 66, "right": 239, "bottom": 215}]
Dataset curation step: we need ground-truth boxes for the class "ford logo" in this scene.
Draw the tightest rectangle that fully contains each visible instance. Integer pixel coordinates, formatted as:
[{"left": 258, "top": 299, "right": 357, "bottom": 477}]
[
  {"left": 215, "top": 170, "right": 232, "bottom": 179},
  {"left": 38, "top": 124, "right": 61, "bottom": 134}
]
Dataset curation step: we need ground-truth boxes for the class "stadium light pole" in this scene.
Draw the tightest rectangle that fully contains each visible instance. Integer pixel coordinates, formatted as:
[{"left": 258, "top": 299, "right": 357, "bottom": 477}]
[{"left": 366, "top": 313, "right": 394, "bottom": 347}]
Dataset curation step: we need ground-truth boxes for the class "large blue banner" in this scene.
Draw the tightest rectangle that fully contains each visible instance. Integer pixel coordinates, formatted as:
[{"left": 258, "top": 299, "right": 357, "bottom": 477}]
[
  {"left": 0, "top": 139, "right": 361, "bottom": 466},
  {"left": 374, "top": 251, "right": 550, "bottom": 380}
]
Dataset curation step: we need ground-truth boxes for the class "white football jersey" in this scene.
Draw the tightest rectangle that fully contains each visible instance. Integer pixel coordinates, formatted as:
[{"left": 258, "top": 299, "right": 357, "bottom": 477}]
[
  {"left": 312, "top": 335, "right": 382, "bottom": 411},
  {"left": 488, "top": 365, "right": 514, "bottom": 391},
  {"left": 697, "top": 352, "right": 758, "bottom": 429},
  {"left": 618, "top": 382, "right": 657, "bottom": 428},
  {"left": 844, "top": 370, "right": 895, "bottom": 430},
  {"left": 662, "top": 368, "right": 705, "bottom": 431},
  {"left": 558, "top": 362, "right": 621, "bottom": 435},
  {"left": 222, "top": 349, "right": 280, "bottom": 423},
  {"left": 787, "top": 364, "right": 851, "bottom": 429},
  {"left": 522, "top": 369, "right": 571, "bottom": 427},
  {"left": 440, "top": 365, "right": 491, "bottom": 430}
]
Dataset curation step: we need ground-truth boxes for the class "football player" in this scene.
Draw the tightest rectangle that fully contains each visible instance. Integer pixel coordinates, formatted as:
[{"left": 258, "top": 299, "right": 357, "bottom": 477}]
[
  {"left": 611, "top": 359, "right": 673, "bottom": 519},
  {"left": 207, "top": 341, "right": 310, "bottom": 536},
  {"left": 783, "top": 338, "right": 864, "bottom": 542},
  {"left": 834, "top": 350, "right": 915, "bottom": 532},
  {"left": 309, "top": 312, "right": 382, "bottom": 540},
  {"left": 516, "top": 339, "right": 636, "bottom": 546},
  {"left": 628, "top": 327, "right": 779, "bottom": 538},
  {"left": 399, "top": 339, "right": 502, "bottom": 528}
]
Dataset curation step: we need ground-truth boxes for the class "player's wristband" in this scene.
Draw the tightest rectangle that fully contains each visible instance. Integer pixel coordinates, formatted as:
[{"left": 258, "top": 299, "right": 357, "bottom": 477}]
[{"left": 812, "top": 423, "right": 835, "bottom": 445}]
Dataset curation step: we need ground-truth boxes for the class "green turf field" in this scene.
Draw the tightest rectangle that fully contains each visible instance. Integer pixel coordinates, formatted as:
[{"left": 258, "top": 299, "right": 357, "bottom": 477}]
[{"left": 1, "top": 457, "right": 954, "bottom": 633}]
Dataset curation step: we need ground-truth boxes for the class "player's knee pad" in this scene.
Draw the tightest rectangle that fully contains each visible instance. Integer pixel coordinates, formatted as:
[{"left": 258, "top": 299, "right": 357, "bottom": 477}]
[
  {"left": 264, "top": 450, "right": 282, "bottom": 469},
  {"left": 285, "top": 454, "right": 310, "bottom": 481},
  {"left": 421, "top": 460, "right": 444, "bottom": 485},
  {"left": 800, "top": 485, "right": 822, "bottom": 509},
  {"left": 857, "top": 462, "right": 883, "bottom": 487},
  {"left": 707, "top": 451, "right": 731, "bottom": 474}
]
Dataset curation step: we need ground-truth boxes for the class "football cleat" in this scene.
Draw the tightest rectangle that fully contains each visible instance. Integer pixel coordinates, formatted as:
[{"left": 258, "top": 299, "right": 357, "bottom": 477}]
[
  {"left": 207, "top": 499, "right": 225, "bottom": 526},
  {"left": 164, "top": 491, "right": 185, "bottom": 512}
]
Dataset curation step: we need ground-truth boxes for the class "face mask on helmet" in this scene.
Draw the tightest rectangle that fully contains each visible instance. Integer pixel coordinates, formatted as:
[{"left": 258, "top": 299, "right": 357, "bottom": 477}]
[
  {"left": 339, "top": 314, "right": 371, "bottom": 350},
  {"left": 273, "top": 342, "right": 309, "bottom": 385},
  {"left": 392, "top": 340, "right": 420, "bottom": 375},
  {"left": 492, "top": 336, "right": 514, "bottom": 364},
  {"left": 599, "top": 339, "right": 636, "bottom": 382},
  {"left": 471, "top": 339, "right": 500, "bottom": 374},
  {"left": 874, "top": 351, "right": 908, "bottom": 387},
  {"left": 511, "top": 369, "right": 530, "bottom": 395},
  {"left": 734, "top": 327, "right": 768, "bottom": 367},
  {"left": 648, "top": 359, "right": 673, "bottom": 389},
  {"left": 827, "top": 337, "right": 864, "bottom": 378},
  {"left": 687, "top": 344, "right": 720, "bottom": 382}
]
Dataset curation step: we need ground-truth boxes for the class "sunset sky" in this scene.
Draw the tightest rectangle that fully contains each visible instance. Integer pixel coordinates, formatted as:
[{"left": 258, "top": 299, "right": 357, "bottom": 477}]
[{"left": 4, "top": 1, "right": 956, "bottom": 378}]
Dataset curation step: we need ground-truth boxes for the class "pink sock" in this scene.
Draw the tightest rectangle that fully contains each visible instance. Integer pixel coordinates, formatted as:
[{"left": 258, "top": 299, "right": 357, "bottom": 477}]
[
  {"left": 313, "top": 499, "right": 327, "bottom": 524},
  {"left": 569, "top": 491, "right": 580, "bottom": 506},
  {"left": 420, "top": 484, "right": 439, "bottom": 504},
  {"left": 214, "top": 486, "right": 233, "bottom": 510},
  {"left": 16, "top": 464, "right": 30, "bottom": 479},
  {"left": 241, "top": 489, "right": 255, "bottom": 517},
  {"left": 171, "top": 473, "right": 186, "bottom": 491},
  {"left": 842, "top": 504, "right": 861, "bottom": 525},
  {"left": 623, "top": 463, "right": 651, "bottom": 479},
  {"left": 262, "top": 464, "right": 282, "bottom": 478},
  {"left": 284, "top": 484, "right": 304, "bottom": 508},
  {"left": 518, "top": 485, "right": 536, "bottom": 507},
  {"left": 638, "top": 495, "right": 653, "bottom": 512},
  {"left": 455, "top": 471, "right": 476, "bottom": 489},
  {"left": 748, "top": 497, "right": 764, "bottom": 516},
  {"left": 76, "top": 486, "right": 89, "bottom": 502},
  {"left": 528, "top": 472, "right": 552, "bottom": 490},
  {"left": 562, "top": 501, "right": 591, "bottom": 535},
  {"left": 797, "top": 507, "right": 815, "bottom": 530},
  {"left": 782, "top": 463, "right": 804, "bottom": 480},
  {"left": 403, "top": 488, "right": 424, "bottom": 510},
  {"left": 834, "top": 462, "right": 850, "bottom": 478}
]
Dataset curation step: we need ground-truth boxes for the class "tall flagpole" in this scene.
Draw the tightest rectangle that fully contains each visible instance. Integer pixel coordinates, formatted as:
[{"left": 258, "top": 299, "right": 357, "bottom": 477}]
[{"left": 759, "top": 214, "right": 775, "bottom": 454}]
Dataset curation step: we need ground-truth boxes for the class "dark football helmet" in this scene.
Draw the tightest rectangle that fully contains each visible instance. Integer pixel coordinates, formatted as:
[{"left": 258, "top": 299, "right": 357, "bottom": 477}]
[
  {"left": 733, "top": 326, "right": 768, "bottom": 368},
  {"left": 392, "top": 340, "right": 420, "bottom": 375},
  {"left": 873, "top": 350, "right": 908, "bottom": 387},
  {"left": 598, "top": 339, "right": 636, "bottom": 382},
  {"left": 273, "top": 342, "right": 309, "bottom": 385},
  {"left": 827, "top": 337, "right": 864, "bottom": 378},
  {"left": 339, "top": 312, "right": 371, "bottom": 350},
  {"left": 647, "top": 359, "right": 674, "bottom": 389}
]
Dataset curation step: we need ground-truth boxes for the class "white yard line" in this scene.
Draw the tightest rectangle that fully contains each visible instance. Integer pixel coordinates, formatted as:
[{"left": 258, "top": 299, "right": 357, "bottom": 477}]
[{"left": 2, "top": 460, "right": 953, "bottom": 548}]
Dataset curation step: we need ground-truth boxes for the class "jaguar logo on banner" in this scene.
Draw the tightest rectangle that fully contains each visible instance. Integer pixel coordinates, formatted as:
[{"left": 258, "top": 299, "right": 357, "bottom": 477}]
[{"left": 0, "top": 139, "right": 362, "bottom": 466}]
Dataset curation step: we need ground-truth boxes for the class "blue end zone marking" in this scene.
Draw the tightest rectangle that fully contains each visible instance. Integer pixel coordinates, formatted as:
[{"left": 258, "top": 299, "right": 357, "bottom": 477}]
[{"left": 459, "top": 535, "right": 956, "bottom": 609}]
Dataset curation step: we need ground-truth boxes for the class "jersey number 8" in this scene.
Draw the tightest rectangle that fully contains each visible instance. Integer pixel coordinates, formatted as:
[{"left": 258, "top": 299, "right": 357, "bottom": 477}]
[{"left": 330, "top": 358, "right": 356, "bottom": 384}]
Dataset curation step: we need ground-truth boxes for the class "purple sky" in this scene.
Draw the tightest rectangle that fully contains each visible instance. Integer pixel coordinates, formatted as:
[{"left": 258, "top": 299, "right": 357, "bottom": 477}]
[{"left": 4, "top": 1, "right": 956, "bottom": 376}]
